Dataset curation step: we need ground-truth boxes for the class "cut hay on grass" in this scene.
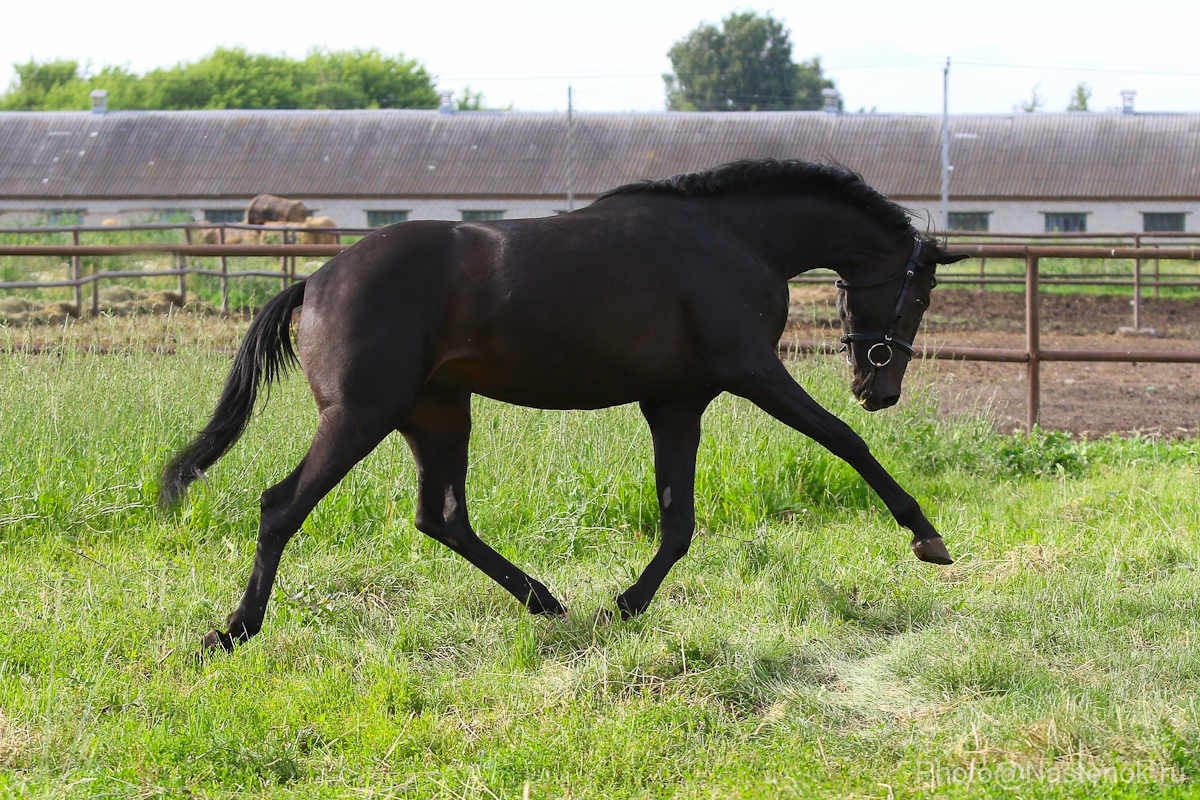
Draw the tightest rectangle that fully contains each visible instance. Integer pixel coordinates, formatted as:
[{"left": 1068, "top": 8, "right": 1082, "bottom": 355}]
[{"left": 0, "top": 289, "right": 221, "bottom": 328}]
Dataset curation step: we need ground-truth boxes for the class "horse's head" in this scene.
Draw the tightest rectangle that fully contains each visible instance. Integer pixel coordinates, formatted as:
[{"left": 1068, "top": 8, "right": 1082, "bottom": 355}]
[{"left": 836, "top": 238, "right": 968, "bottom": 411}]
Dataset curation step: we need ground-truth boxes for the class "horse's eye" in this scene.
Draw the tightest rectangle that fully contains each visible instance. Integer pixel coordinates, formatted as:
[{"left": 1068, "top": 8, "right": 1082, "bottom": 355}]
[
  {"left": 915, "top": 299, "right": 927, "bottom": 308},
  {"left": 930, "top": 276, "right": 938, "bottom": 288}
]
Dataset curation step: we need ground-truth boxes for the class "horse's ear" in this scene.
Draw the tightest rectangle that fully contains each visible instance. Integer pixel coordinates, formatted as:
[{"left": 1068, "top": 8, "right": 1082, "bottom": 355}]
[{"left": 938, "top": 253, "right": 970, "bottom": 264}]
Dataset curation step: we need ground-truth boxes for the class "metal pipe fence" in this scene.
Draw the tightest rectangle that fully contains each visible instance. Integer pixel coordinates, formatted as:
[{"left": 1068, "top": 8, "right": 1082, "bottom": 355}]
[{"left": 786, "top": 244, "right": 1200, "bottom": 431}]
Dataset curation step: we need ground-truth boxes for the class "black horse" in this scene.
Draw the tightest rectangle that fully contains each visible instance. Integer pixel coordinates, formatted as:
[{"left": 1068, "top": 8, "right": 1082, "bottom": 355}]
[{"left": 161, "top": 159, "right": 968, "bottom": 651}]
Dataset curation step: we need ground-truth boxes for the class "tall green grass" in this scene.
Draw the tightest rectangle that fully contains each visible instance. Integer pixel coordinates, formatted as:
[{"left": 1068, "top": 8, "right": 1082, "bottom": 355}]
[{"left": 1, "top": 326, "right": 1198, "bottom": 797}]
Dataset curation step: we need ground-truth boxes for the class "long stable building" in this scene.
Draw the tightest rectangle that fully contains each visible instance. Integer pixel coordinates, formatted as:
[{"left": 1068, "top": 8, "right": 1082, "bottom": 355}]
[{"left": 1, "top": 106, "right": 1198, "bottom": 233}]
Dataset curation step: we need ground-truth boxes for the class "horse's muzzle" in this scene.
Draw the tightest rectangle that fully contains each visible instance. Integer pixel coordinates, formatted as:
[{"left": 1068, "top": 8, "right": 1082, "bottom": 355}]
[{"left": 859, "top": 391, "right": 900, "bottom": 412}]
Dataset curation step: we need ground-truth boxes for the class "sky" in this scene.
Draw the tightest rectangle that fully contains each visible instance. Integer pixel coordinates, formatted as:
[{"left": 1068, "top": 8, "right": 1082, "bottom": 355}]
[{"left": 4, "top": 0, "right": 1199, "bottom": 115}]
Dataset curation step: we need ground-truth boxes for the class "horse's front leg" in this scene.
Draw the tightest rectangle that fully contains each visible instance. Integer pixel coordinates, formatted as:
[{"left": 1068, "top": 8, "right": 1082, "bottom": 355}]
[
  {"left": 613, "top": 395, "right": 714, "bottom": 619},
  {"left": 730, "top": 358, "right": 952, "bottom": 565}
]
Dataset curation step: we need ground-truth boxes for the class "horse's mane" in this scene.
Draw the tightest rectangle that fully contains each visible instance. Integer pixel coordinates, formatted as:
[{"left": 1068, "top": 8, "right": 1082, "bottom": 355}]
[{"left": 596, "top": 158, "right": 916, "bottom": 237}]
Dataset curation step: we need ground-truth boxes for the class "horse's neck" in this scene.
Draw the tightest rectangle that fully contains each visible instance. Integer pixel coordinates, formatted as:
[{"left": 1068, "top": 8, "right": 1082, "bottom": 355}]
[{"left": 708, "top": 194, "right": 895, "bottom": 280}]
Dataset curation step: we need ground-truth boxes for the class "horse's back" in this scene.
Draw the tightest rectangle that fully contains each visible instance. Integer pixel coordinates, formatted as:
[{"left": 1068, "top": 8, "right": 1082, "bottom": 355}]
[{"left": 296, "top": 206, "right": 788, "bottom": 410}]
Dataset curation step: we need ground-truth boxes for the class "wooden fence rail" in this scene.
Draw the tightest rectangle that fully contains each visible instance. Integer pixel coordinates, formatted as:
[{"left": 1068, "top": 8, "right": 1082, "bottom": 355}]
[{"left": 0, "top": 243, "right": 344, "bottom": 312}]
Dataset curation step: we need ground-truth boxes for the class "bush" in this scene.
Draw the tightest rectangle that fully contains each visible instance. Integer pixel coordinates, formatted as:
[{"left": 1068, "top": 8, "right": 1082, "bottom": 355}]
[{"left": 996, "top": 427, "right": 1089, "bottom": 478}]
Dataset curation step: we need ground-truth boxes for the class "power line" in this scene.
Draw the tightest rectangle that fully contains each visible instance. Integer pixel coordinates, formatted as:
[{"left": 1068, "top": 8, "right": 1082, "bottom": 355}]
[{"left": 951, "top": 60, "right": 1200, "bottom": 77}]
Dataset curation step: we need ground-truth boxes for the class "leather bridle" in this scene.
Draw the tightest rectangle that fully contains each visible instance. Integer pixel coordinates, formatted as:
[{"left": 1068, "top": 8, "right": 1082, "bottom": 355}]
[{"left": 836, "top": 239, "right": 933, "bottom": 369}]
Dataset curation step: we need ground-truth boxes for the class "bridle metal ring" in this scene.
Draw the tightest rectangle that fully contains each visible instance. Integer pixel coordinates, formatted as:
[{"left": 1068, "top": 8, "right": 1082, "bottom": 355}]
[{"left": 867, "top": 341, "right": 894, "bottom": 368}]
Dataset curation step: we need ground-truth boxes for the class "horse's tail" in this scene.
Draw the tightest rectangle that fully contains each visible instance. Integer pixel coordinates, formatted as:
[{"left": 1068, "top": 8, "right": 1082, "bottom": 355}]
[{"left": 159, "top": 280, "right": 307, "bottom": 508}]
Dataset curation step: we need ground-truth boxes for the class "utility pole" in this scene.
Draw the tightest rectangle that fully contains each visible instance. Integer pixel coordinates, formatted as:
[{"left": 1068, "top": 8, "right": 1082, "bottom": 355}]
[
  {"left": 940, "top": 57, "right": 950, "bottom": 231},
  {"left": 566, "top": 86, "right": 575, "bottom": 212}
]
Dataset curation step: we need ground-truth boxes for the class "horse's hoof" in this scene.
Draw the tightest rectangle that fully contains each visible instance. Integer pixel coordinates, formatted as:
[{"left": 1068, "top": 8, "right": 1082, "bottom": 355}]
[
  {"left": 527, "top": 598, "right": 567, "bottom": 616},
  {"left": 912, "top": 536, "right": 954, "bottom": 565},
  {"left": 201, "top": 629, "right": 236, "bottom": 654}
]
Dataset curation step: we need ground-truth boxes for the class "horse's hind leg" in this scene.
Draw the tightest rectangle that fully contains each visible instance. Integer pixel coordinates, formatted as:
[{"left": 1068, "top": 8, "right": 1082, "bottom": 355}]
[
  {"left": 400, "top": 386, "right": 565, "bottom": 615},
  {"left": 613, "top": 395, "right": 713, "bottom": 619},
  {"left": 204, "top": 405, "right": 392, "bottom": 652}
]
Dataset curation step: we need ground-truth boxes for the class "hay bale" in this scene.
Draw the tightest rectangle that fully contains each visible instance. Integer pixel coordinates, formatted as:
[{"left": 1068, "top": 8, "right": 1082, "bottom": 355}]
[
  {"left": 223, "top": 230, "right": 259, "bottom": 245},
  {"left": 297, "top": 216, "right": 338, "bottom": 245},
  {"left": 246, "top": 194, "right": 309, "bottom": 225},
  {"left": 0, "top": 297, "right": 36, "bottom": 314},
  {"left": 100, "top": 286, "right": 140, "bottom": 305},
  {"left": 256, "top": 223, "right": 288, "bottom": 245},
  {"left": 42, "top": 301, "right": 81, "bottom": 318},
  {"left": 145, "top": 291, "right": 185, "bottom": 314},
  {"left": 38, "top": 301, "right": 81, "bottom": 325}
]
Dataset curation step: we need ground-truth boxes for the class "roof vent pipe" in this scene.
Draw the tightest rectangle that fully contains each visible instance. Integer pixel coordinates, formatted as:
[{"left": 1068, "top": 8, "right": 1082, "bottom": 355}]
[
  {"left": 1120, "top": 90, "right": 1136, "bottom": 115},
  {"left": 439, "top": 91, "right": 455, "bottom": 114},
  {"left": 822, "top": 88, "right": 841, "bottom": 115},
  {"left": 90, "top": 89, "right": 108, "bottom": 115}
]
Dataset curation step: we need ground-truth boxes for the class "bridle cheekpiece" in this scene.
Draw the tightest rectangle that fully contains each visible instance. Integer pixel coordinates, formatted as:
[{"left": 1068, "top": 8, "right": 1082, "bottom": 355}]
[{"left": 836, "top": 239, "right": 932, "bottom": 369}]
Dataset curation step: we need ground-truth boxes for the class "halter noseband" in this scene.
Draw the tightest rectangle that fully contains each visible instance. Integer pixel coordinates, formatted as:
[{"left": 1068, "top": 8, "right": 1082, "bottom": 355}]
[{"left": 836, "top": 239, "right": 931, "bottom": 369}]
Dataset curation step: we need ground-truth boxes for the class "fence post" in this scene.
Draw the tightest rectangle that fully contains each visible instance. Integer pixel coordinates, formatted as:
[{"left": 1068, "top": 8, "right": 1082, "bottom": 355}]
[
  {"left": 1133, "top": 234, "right": 1142, "bottom": 329},
  {"left": 180, "top": 227, "right": 191, "bottom": 304},
  {"left": 288, "top": 229, "right": 297, "bottom": 285},
  {"left": 1154, "top": 241, "right": 1160, "bottom": 299},
  {"left": 280, "top": 228, "right": 288, "bottom": 292},
  {"left": 979, "top": 256, "right": 986, "bottom": 291},
  {"left": 1026, "top": 253, "right": 1040, "bottom": 431},
  {"left": 71, "top": 229, "right": 83, "bottom": 311},
  {"left": 219, "top": 225, "right": 229, "bottom": 313}
]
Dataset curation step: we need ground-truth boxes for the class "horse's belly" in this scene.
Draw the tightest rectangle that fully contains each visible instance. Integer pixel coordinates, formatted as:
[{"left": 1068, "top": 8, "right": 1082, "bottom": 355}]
[{"left": 429, "top": 349, "right": 698, "bottom": 410}]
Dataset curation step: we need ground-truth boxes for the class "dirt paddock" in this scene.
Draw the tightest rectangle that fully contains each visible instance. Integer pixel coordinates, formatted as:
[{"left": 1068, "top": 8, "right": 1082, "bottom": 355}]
[{"left": 788, "top": 287, "right": 1200, "bottom": 436}]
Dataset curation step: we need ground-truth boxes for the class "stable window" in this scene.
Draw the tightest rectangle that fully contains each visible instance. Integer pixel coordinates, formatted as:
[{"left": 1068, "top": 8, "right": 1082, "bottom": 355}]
[
  {"left": 1143, "top": 212, "right": 1186, "bottom": 232},
  {"left": 1044, "top": 213, "right": 1087, "bottom": 233},
  {"left": 367, "top": 210, "right": 409, "bottom": 227},
  {"left": 947, "top": 212, "right": 990, "bottom": 231},
  {"left": 461, "top": 210, "right": 505, "bottom": 221},
  {"left": 157, "top": 208, "right": 195, "bottom": 222},
  {"left": 204, "top": 209, "right": 243, "bottom": 223},
  {"left": 41, "top": 208, "right": 84, "bottom": 225}
]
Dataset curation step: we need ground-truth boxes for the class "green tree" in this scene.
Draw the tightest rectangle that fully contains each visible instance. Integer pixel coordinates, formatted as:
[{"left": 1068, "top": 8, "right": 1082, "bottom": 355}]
[
  {"left": 1018, "top": 84, "right": 1045, "bottom": 113},
  {"left": 453, "top": 86, "right": 510, "bottom": 111},
  {"left": 0, "top": 48, "right": 439, "bottom": 111},
  {"left": 456, "top": 86, "right": 485, "bottom": 110},
  {"left": 1, "top": 59, "right": 84, "bottom": 109},
  {"left": 663, "top": 12, "right": 833, "bottom": 111},
  {"left": 298, "top": 48, "right": 439, "bottom": 109},
  {"left": 1067, "top": 82, "right": 1091, "bottom": 111}
]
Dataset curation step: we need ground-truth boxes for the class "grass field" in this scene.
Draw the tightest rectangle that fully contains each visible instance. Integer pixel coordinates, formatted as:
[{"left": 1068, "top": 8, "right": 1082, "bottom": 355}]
[{"left": 2, "top": 315, "right": 1200, "bottom": 797}]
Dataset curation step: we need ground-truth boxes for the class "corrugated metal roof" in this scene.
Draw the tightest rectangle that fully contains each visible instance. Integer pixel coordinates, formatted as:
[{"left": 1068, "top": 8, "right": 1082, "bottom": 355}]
[{"left": 1, "top": 109, "right": 1197, "bottom": 200}]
